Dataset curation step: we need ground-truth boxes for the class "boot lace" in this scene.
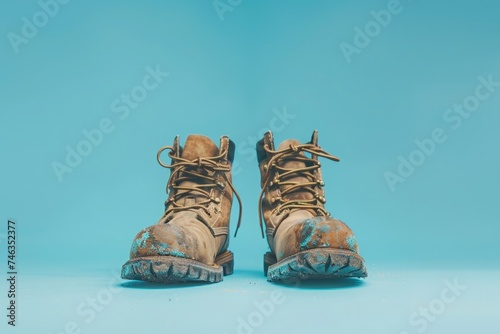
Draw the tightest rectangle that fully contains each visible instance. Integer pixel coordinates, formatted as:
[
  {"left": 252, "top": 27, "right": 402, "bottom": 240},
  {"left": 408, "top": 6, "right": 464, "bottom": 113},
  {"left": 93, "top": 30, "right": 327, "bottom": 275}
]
[
  {"left": 157, "top": 146, "right": 243, "bottom": 236},
  {"left": 258, "top": 143, "right": 340, "bottom": 237}
]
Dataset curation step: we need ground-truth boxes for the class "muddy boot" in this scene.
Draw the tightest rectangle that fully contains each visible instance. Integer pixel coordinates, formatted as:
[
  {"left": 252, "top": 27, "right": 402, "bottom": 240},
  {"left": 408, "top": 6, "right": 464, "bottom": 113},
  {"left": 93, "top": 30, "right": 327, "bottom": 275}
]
[
  {"left": 121, "top": 135, "right": 242, "bottom": 283},
  {"left": 256, "top": 130, "right": 367, "bottom": 282}
]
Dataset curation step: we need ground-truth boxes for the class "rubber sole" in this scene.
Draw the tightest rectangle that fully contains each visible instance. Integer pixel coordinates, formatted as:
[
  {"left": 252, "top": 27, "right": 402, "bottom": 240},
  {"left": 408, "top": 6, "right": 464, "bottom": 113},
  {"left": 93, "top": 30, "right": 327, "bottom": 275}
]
[
  {"left": 264, "top": 248, "right": 367, "bottom": 282},
  {"left": 121, "top": 250, "right": 234, "bottom": 283}
]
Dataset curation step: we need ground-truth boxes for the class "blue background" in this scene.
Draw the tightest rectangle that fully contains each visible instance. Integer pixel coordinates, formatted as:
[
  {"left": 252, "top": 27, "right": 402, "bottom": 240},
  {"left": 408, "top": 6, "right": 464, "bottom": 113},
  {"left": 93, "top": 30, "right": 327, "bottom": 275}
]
[{"left": 1, "top": 1, "right": 499, "bottom": 333}]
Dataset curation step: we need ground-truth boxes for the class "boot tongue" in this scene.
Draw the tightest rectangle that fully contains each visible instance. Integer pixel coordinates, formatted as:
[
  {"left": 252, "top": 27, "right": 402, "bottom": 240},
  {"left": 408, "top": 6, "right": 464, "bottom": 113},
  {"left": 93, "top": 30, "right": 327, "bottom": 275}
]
[
  {"left": 181, "top": 135, "right": 219, "bottom": 160},
  {"left": 276, "top": 139, "right": 314, "bottom": 201},
  {"left": 175, "top": 135, "right": 219, "bottom": 207},
  {"left": 277, "top": 139, "right": 302, "bottom": 153}
]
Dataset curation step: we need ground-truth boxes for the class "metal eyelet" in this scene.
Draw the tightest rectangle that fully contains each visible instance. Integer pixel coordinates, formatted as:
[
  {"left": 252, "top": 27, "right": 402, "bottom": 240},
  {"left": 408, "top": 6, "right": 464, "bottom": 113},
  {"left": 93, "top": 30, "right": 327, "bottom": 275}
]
[{"left": 271, "top": 197, "right": 281, "bottom": 204}]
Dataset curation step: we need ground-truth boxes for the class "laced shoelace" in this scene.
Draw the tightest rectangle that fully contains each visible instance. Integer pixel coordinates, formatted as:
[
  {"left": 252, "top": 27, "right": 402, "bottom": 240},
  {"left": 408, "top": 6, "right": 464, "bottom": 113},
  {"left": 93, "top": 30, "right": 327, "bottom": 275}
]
[
  {"left": 258, "top": 143, "right": 340, "bottom": 237},
  {"left": 157, "top": 146, "right": 243, "bottom": 237}
]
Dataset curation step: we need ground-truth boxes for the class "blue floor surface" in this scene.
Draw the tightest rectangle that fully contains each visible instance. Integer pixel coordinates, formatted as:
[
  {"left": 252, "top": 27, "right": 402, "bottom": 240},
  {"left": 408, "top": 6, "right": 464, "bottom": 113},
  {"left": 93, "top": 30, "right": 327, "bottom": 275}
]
[{"left": 8, "top": 265, "right": 499, "bottom": 334}]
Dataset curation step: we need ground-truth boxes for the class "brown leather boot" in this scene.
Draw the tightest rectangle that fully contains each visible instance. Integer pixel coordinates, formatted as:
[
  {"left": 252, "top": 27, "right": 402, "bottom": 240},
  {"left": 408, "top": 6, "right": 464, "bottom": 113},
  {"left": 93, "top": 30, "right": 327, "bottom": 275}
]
[
  {"left": 121, "top": 134, "right": 242, "bottom": 283},
  {"left": 257, "top": 130, "right": 367, "bottom": 281}
]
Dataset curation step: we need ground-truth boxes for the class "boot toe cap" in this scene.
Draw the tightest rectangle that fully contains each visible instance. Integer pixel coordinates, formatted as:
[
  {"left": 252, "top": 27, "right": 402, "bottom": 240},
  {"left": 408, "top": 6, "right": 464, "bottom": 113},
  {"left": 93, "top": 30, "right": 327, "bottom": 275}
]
[
  {"left": 275, "top": 216, "right": 360, "bottom": 260},
  {"left": 129, "top": 223, "right": 215, "bottom": 263}
]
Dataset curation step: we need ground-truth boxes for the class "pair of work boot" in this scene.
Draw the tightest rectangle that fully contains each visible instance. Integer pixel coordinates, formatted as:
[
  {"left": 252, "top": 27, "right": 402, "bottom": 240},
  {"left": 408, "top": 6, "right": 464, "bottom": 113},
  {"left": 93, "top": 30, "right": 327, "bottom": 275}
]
[{"left": 121, "top": 130, "right": 367, "bottom": 283}]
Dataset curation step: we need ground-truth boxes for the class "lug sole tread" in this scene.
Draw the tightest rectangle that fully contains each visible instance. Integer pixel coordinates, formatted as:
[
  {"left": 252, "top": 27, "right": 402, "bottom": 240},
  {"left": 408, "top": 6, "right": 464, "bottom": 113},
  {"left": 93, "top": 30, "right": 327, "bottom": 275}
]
[
  {"left": 266, "top": 248, "right": 367, "bottom": 282},
  {"left": 121, "top": 251, "right": 233, "bottom": 283}
]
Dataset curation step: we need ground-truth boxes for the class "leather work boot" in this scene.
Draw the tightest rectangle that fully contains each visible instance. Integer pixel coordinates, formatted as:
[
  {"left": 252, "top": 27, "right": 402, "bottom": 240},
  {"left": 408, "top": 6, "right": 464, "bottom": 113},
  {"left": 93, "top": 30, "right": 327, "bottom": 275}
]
[
  {"left": 121, "top": 135, "right": 242, "bottom": 283},
  {"left": 257, "top": 130, "right": 367, "bottom": 281}
]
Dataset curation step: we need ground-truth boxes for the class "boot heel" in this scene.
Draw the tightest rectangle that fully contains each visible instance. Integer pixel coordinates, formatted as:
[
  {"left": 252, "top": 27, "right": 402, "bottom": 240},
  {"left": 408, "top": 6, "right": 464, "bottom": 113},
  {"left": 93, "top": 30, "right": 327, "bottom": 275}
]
[
  {"left": 263, "top": 252, "right": 277, "bottom": 276},
  {"left": 216, "top": 251, "right": 234, "bottom": 276}
]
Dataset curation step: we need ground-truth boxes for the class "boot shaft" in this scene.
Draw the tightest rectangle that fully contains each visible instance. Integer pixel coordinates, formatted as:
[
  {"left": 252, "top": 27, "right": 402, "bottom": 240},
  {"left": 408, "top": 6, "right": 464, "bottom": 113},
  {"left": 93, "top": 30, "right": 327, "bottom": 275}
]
[
  {"left": 158, "top": 134, "right": 240, "bottom": 236},
  {"left": 256, "top": 130, "right": 339, "bottom": 238}
]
